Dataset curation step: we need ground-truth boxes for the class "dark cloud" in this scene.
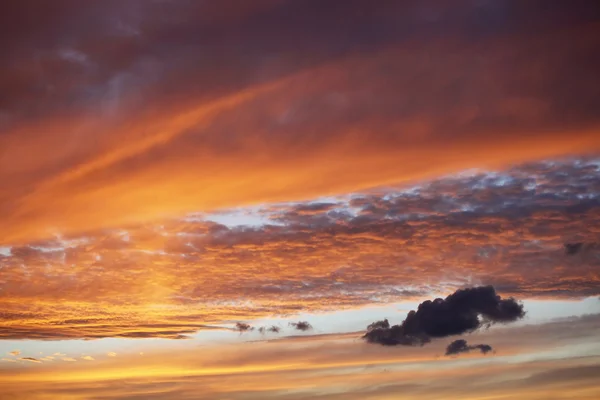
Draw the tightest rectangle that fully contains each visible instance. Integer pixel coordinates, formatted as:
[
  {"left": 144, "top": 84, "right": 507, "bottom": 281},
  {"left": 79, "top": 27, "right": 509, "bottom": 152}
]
[
  {"left": 289, "top": 321, "right": 313, "bottom": 331},
  {"left": 258, "top": 325, "right": 281, "bottom": 334},
  {"left": 445, "top": 339, "right": 493, "bottom": 356},
  {"left": 234, "top": 322, "right": 254, "bottom": 333},
  {"left": 363, "top": 286, "right": 525, "bottom": 346},
  {"left": 564, "top": 242, "right": 598, "bottom": 255},
  {"left": 565, "top": 242, "right": 585, "bottom": 255},
  {"left": 367, "top": 319, "right": 390, "bottom": 331}
]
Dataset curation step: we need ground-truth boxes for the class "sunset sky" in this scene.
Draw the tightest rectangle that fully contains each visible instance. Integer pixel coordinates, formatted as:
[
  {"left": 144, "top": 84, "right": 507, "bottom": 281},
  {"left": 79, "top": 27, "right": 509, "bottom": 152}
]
[{"left": 1, "top": 1, "right": 600, "bottom": 399}]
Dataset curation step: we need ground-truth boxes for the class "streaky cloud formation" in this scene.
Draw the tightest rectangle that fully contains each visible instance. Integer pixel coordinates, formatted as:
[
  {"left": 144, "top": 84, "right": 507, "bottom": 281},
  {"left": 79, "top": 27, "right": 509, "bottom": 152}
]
[
  {"left": 445, "top": 339, "right": 493, "bottom": 356},
  {"left": 0, "top": 2, "right": 599, "bottom": 399},
  {"left": 1, "top": 1, "right": 599, "bottom": 244},
  {"left": 1, "top": 315, "right": 599, "bottom": 400},
  {"left": 363, "top": 286, "right": 524, "bottom": 346},
  {"left": 20, "top": 357, "right": 42, "bottom": 364}
]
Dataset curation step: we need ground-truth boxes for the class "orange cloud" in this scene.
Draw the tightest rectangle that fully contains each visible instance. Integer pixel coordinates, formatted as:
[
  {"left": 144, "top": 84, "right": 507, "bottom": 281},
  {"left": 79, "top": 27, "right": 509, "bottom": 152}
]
[
  {"left": 0, "top": 159, "right": 599, "bottom": 340},
  {"left": 1, "top": 2, "right": 599, "bottom": 244}
]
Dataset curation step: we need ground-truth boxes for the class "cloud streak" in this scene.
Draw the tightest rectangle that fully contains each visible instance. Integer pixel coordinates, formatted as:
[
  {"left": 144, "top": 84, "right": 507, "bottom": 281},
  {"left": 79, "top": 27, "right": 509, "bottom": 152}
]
[
  {"left": 1, "top": 1, "right": 599, "bottom": 244},
  {"left": 0, "top": 314, "right": 598, "bottom": 399},
  {"left": 20, "top": 357, "right": 42, "bottom": 364}
]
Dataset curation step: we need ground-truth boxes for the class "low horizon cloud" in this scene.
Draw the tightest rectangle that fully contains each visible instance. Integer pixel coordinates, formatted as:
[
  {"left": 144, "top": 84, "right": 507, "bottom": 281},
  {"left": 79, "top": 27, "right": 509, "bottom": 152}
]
[
  {"left": 445, "top": 339, "right": 494, "bottom": 356},
  {"left": 363, "top": 286, "right": 525, "bottom": 346}
]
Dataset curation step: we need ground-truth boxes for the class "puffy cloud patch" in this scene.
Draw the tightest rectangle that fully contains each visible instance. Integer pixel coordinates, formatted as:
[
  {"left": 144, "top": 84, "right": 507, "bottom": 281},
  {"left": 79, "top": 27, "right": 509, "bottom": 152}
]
[{"left": 363, "top": 286, "right": 524, "bottom": 346}]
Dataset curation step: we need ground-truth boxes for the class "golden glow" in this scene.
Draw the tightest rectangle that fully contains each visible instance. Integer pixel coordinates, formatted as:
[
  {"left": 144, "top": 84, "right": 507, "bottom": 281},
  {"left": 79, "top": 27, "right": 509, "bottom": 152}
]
[
  {"left": 2, "top": 46, "right": 599, "bottom": 244},
  {"left": 1, "top": 317, "right": 599, "bottom": 400}
]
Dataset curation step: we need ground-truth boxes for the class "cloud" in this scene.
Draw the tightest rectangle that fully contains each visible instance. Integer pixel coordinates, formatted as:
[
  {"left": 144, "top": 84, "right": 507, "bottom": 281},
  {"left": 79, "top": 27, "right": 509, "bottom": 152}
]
[
  {"left": 235, "top": 322, "right": 254, "bottom": 333},
  {"left": 564, "top": 242, "right": 599, "bottom": 255},
  {"left": 20, "top": 357, "right": 42, "bottom": 363},
  {"left": 9, "top": 350, "right": 20, "bottom": 356},
  {"left": 363, "top": 286, "right": 525, "bottom": 346},
  {"left": 289, "top": 321, "right": 313, "bottom": 331},
  {"left": 81, "top": 356, "right": 94, "bottom": 361},
  {"left": 1, "top": 358, "right": 17, "bottom": 363},
  {"left": 61, "top": 357, "right": 77, "bottom": 362},
  {"left": 0, "top": 314, "right": 598, "bottom": 400},
  {"left": 107, "top": 352, "right": 117, "bottom": 357},
  {"left": 1, "top": 2, "right": 600, "bottom": 245},
  {"left": 445, "top": 339, "right": 493, "bottom": 356},
  {"left": 0, "top": 159, "right": 598, "bottom": 340},
  {"left": 258, "top": 325, "right": 281, "bottom": 334},
  {"left": 367, "top": 319, "right": 390, "bottom": 331}
]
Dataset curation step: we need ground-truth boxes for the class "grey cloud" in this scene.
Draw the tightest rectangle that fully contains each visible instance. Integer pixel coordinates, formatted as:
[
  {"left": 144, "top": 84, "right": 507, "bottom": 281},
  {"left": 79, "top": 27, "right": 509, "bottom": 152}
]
[
  {"left": 258, "top": 325, "right": 281, "bottom": 334},
  {"left": 289, "top": 321, "right": 313, "bottom": 331},
  {"left": 445, "top": 339, "right": 493, "bottom": 356},
  {"left": 564, "top": 242, "right": 599, "bottom": 255},
  {"left": 363, "top": 286, "right": 524, "bottom": 346},
  {"left": 235, "top": 322, "right": 254, "bottom": 333}
]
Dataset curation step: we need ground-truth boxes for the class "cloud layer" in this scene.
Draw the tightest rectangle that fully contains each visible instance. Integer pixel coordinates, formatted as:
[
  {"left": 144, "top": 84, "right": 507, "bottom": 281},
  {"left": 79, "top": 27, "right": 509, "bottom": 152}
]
[
  {"left": 1, "top": 314, "right": 599, "bottom": 400},
  {"left": 1, "top": 1, "right": 599, "bottom": 243},
  {"left": 0, "top": 158, "right": 598, "bottom": 339}
]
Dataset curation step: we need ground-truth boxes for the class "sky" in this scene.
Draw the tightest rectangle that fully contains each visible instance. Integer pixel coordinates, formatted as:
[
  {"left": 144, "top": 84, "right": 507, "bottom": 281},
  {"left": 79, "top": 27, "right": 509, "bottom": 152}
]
[{"left": 0, "top": 1, "right": 599, "bottom": 399}]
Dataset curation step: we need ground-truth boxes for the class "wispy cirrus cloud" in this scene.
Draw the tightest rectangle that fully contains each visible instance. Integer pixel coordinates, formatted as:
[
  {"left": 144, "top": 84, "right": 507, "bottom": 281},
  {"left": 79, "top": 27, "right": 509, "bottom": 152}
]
[
  {"left": 20, "top": 357, "right": 42, "bottom": 364},
  {"left": 1, "top": 1, "right": 599, "bottom": 244}
]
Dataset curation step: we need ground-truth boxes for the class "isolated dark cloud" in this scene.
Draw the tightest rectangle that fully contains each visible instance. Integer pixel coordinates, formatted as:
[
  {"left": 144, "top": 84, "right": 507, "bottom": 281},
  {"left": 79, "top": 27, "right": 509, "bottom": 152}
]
[
  {"left": 363, "top": 286, "right": 525, "bottom": 346},
  {"left": 235, "top": 322, "right": 254, "bottom": 333},
  {"left": 258, "top": 325, "right": 281, "bottom": 334},
  {"left": 564, "top": 242, "right": 598, "bottom": 255},
  {"left": 289, "top": 321, "right": 313, "bottom": 331},
  {"left": 445, "top": 339, "right": 493, "bottom": 356}
]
